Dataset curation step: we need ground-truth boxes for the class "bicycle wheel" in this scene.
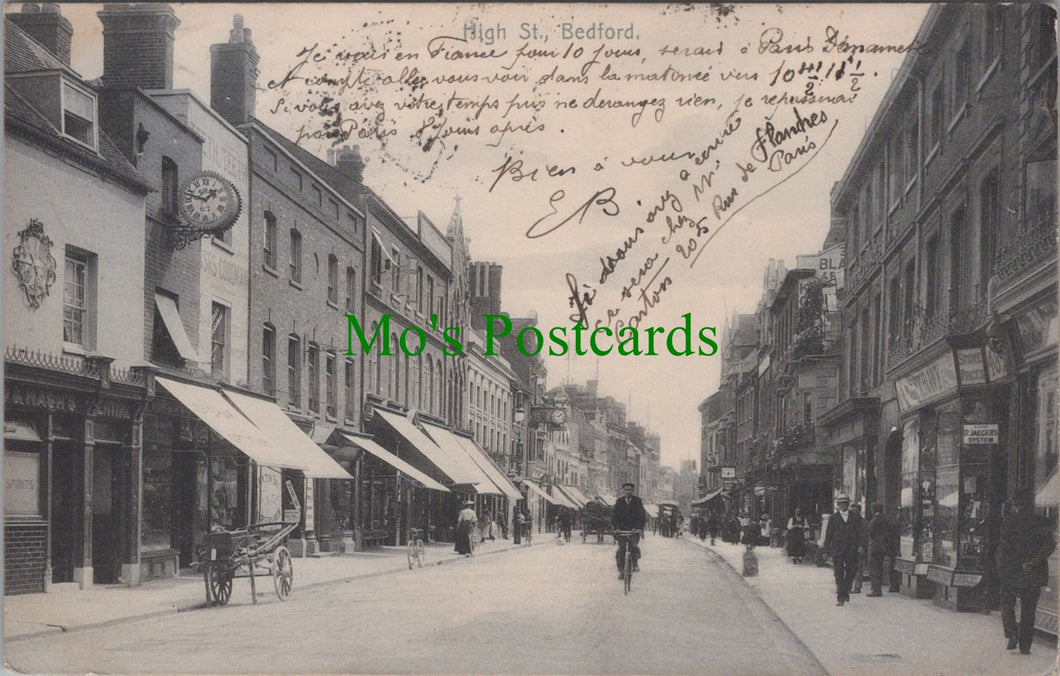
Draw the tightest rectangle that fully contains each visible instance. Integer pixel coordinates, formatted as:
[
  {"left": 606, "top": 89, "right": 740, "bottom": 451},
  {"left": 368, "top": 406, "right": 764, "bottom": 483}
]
[{"left": 624, "top": 549, "right": 632, "bottom": 594}]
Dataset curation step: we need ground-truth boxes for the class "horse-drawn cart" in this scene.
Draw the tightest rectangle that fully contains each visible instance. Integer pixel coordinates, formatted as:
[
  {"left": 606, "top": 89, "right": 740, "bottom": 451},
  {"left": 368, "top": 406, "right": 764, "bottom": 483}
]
[
  {"left": 580, "top": 499, "right": 613, "bottom": 543},
  {"left": 195, "top": 479, "right": 300, "bottom": 606}
]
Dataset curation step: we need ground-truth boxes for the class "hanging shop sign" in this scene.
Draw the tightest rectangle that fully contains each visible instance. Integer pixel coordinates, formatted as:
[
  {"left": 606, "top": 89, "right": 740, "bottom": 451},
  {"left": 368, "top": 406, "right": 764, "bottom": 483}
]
[
  {"left": 895, "top": 353, "right": 958, "bottom": 411},
  {"left": 962, "top": 424, "right": 999, "bottom": 445}
]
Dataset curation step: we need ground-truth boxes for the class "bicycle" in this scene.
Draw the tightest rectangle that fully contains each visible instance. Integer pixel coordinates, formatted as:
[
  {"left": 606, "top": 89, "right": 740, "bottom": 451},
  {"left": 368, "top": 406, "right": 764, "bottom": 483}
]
[
  {"left": 407, "top": 528, "right": 425, "bottom": 569},
  {"left": 614, "top": 530, "right": 641, "bottom": 595}
]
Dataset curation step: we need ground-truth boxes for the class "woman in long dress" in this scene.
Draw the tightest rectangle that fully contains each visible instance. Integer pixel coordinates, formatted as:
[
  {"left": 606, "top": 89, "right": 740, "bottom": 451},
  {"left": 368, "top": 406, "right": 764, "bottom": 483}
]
[
  {"left": 455, "top": 501, "right": 477, "bottom": 555},
  {"left": 786, "top": 507, "right": 808, "bottom": 564}
]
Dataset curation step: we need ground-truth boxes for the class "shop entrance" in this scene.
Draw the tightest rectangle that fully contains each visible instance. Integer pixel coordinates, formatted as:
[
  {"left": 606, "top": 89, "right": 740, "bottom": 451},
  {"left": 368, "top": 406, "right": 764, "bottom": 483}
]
[
  {"left": 91, "top": 443, "right": 127, "bottom": 584},
  {"left": 50, "top": 442, "right": 82, "bottom": 584}
]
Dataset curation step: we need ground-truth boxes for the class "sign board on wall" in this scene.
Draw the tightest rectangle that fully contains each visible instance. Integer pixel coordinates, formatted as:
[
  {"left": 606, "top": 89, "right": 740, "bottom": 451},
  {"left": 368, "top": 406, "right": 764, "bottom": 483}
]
[
  {"left": 4, "top": 452, "right": 40, "bottom": 516},
  {"left": 258, "top": 467, "right": 283, "bottom": 523},
  {"left": 721, "top": 467, "right": 735, "bottom": 479},
  {"left": 956, "top": 348, "right": 986, "bottom": 386},
  {"left": 895, "top": 353, "right": 958, "bottom": 411},
  {"left": 963, "top": 424, "right": 999, "bottom": 445}
]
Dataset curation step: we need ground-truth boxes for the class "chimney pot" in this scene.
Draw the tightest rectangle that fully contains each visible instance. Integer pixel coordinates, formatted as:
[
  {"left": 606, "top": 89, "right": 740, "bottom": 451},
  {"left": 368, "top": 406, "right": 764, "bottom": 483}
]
[
  {"left": 10, "top": 2, "right": 73, "bottom": 65},
  {"left": 21, "top": 4, "right": 41, "bottom": 14}
]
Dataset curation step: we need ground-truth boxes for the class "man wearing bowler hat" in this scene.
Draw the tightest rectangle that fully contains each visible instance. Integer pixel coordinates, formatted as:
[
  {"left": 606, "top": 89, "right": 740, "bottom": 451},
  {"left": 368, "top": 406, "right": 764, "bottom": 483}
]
[
  {"left": 611, "top": 482, "right": 647, "bottom": 577},
  {"left": 823, "top": 493, "right": 864, "bottom": 606}
]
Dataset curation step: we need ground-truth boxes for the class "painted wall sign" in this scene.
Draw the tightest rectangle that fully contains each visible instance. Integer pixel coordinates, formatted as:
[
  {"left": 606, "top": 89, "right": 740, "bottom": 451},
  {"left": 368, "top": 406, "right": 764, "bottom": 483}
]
[
  {"left": 956, "top": 348, "right": 986, "bottom": 386},
  {"left": 895, "top": 353, "right": 959, "bottom": 411},
  {"left": 4, "top": 452, "right": 41, "bottom": 516}
]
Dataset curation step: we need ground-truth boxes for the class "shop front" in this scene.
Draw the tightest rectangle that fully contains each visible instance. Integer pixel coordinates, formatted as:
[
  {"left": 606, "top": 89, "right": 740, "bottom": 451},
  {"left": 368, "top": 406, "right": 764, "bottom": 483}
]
[
  {"left": 4, "top": 355, "right": 148, "bottom": 594},
  {"left": 892, "top": 346, "right": 1009, "bottom": 611}
]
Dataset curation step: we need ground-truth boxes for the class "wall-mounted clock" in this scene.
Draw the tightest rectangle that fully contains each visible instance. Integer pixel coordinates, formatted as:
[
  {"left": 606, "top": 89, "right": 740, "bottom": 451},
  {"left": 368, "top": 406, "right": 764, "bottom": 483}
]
[{"left": 178, "top": 171, "right": 241, "bottom": 231}]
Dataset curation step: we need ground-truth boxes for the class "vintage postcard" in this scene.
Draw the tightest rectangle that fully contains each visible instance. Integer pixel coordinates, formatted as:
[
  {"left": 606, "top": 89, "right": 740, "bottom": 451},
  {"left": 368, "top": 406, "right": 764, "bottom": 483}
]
[{"left": 3, "top": 2, "right": 1057, "bottom": 674}]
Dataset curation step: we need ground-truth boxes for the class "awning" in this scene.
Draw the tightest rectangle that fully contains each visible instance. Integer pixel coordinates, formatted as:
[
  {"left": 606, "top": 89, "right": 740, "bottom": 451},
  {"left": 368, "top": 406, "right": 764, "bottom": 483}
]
[
  {"left": 643, "top": 503, "right": 658, "bottom": 518},
  {"left": 561, "top": 485, "right": 592, "bottom": 507},
  {"left": 547, "top": 486, "right": 577, "bottom": 509},
  {"left": 554, "top": 485, "right": 586, "bottom": 508},
  {"left": 376, "top": 410, "right": 468, "bottom": 484},
  {"left": 1038, "top": 471, "right": 1058, "bottom": 508},
  {"left": 595, "top": 494, "right": 616, "bottom": 507},
  {"left": 155, "top": 377, "right": 304, "bottom": 470},
  {"left": 154, "top": 293, "right": 198, "bottom": 361},
  {"left": 342, "top": 434, "right": 449, "bottom": 493},
  {"left": 419, "top": 423, "right": 500, "bottom": 493},
  {"left": 224, "top": 391, "right": 351, "bottom": 479},
  {"left": 691, "top": 489, "right": 724, "bottom": 506},
  {"left": 523, "top": 479, "right": 559, "bottom": 505},
  {"left": 437, "top": 427, "right": 523, "bottom": 500}
]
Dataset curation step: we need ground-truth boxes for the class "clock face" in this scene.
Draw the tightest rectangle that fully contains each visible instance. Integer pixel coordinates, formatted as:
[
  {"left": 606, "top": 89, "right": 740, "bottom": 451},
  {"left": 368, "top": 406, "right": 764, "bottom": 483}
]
[
  {"left": 550, "top": 408, "right": 567, "bottom": 425},
  {"left": 178, "top": 172, "right": 240, "bottom": 230}
]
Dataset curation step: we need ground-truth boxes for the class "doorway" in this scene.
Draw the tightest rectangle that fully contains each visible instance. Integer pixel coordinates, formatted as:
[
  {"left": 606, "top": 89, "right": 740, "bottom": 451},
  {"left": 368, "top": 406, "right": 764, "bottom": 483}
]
[
  {"left": 50, "top": 443, "right": 83, "bottom": 584},
  {"left": 91, "top": 443, "right": 126, "bottom": 584}
]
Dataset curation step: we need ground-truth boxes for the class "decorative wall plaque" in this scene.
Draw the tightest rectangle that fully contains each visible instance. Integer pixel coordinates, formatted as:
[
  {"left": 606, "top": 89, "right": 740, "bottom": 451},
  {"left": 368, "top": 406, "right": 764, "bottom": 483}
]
[{"left": 11, "top": 219, "right": 57, "bottom": 308}]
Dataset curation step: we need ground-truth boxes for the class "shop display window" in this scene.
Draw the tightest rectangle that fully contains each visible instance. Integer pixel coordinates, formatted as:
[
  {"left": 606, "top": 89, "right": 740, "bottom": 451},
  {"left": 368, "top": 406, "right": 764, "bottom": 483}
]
[
  {"left": 141, "top": 453, "right": 171, "bottom": 552},
  {"left": 1036, "top": 366, "right": 1057, "bottom": 499},
  {"left": 900, "top": 419, "right": 919, "bottom": 558},
  {"left": 933, "top": 411, "right": 959, "bottom": 566}
]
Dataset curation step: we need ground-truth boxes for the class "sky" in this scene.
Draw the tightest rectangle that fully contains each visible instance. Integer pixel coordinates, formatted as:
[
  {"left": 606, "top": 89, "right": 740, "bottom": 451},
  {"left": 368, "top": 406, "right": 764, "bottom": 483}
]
[{"left": 42, "top": 2, "right": 930, "bottom": 471}]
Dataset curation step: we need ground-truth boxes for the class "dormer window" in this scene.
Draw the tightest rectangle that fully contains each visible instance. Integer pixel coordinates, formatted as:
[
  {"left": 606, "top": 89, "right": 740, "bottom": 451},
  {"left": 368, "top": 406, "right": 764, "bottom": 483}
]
[{"left": 62, "top": 80, "right": 96, "bottom": 149}]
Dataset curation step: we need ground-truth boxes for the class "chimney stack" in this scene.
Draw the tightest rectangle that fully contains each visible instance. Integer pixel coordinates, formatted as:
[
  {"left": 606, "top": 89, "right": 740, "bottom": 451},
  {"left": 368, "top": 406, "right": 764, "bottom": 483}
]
[
  {"left": 97, "top": 4, "right": 180, "bottom": 89},
  {"left": 336, "top": 145, "right": 365, "bottom": 184},
  {"left": 210, "top": 14, "right": 259, "bottom": 126},
  {"left": 8, "top": 3, "right": 74, "bottom": 66}
]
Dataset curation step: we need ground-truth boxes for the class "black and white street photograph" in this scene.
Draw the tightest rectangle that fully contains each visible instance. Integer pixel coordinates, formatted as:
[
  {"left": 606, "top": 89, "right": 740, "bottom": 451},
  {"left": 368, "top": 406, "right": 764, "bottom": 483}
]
[{"left": 2, "top": 2, "right": 1057, "bottom": 674}]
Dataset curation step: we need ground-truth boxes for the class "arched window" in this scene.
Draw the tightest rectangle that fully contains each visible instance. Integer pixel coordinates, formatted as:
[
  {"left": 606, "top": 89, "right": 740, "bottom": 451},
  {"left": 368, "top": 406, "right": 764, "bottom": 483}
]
[
  {"left": 327, "top": 254, "right": 339, "bottom": 305},
  {"left": 263, "top": 211, "right": 277, "bottom": 269}
]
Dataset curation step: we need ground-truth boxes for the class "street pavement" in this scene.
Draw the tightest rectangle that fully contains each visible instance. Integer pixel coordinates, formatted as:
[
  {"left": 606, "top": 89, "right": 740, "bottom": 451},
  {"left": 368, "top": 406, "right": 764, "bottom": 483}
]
[
  {"left": 684, "top": 533, "right": 1059, "bottom": 676},
  {"left": 3, "top": 531, "right": 1057, "bottom": 675},
  {"left": 4, "top": 534, "right": 823, "bottom": 674}
]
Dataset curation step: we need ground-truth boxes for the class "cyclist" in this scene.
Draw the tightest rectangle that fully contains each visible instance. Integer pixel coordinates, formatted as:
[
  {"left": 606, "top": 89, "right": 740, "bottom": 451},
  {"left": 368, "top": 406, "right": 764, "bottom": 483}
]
[{"left": 611, "top": 482, "right": 647, "bottom": 579}]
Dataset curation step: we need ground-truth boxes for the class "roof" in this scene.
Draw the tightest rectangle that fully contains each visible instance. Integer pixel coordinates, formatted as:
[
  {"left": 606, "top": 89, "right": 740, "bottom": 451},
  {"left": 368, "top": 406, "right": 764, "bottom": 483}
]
[
  {"left": 4, "top": 18, "right": 76, "bottom": 76},
  {"left": 4, "top": 21, "right": 152, "bottom": 195}
]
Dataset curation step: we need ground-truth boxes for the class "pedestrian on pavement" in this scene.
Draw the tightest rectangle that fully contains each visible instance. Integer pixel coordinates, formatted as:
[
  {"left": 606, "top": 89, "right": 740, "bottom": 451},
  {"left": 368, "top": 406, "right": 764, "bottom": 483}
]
[
  {"left": 996, "top": 488, "right": 1056, "bottom": 655},
  {"left": 849, "top": 503, "right": 866, "bottom": 593},
  {"left": 786, "top": 508, "right": 808, "bottom": 564},
  {"left": 759, "top": 514, "right": 772, "bottom": 547},
  {"left": 558, "top": 508, "right": 572, "bottom": 543},
  {"left": 823, "top": 494, "right": 864, "bottom": 606},
  {"left": 611, "top": 482, "right": 647, "bottom": 576},
  {"left": 866, "top": 503, "right": 891, "bottom": 596},
  {"left": 479, "top": 509, "right": 493, "bottom": 543},
  {"left": 741, "top": 516, "right": 761, "bottom": 552},
  {"left": 455, "top": 500, "right": 477, "bottom": 556},
  {"left": 706, "top": 512, "right": 720, "bottom": 545}
]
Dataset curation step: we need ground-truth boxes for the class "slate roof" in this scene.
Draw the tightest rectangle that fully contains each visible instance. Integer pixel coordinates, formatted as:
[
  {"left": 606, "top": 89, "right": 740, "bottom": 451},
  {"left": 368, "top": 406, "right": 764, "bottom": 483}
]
[{"left": 4, "top": 20, "right": 152, "bottom": 195}]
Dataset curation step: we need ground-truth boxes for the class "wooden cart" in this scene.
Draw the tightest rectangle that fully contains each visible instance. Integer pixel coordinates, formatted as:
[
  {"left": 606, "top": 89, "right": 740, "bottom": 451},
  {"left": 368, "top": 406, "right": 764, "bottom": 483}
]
[{"left": 196, "top": 480, "right": 300, "bottom": 606}]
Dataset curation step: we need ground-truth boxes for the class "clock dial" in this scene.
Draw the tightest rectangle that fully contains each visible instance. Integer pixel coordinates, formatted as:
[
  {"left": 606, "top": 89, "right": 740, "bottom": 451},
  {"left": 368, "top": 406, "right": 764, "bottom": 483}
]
[{"left": 178, "top": 172, "right": 240, "bottom": 230}]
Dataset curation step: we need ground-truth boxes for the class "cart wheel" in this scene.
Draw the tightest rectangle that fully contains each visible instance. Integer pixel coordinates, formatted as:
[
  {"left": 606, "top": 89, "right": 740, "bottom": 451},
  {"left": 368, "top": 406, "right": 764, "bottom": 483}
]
[
  {"left": 206, "top": 564, "right": 232, "bottom": 606},
  {"left": 273, "top": 546, "right": 293, "bottom": 601}
]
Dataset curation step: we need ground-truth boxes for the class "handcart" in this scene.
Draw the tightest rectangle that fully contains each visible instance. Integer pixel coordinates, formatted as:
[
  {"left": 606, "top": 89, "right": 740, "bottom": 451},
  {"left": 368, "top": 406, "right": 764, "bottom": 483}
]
[{"left": 195, "top": 479, "right": 300, "bottom": 606}]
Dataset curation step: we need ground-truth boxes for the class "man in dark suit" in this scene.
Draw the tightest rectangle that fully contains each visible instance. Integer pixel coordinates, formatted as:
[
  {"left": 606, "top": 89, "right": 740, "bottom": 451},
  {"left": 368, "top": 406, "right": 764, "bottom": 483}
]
[
  {"left": 611, "top": 482, "right": 647, "bottom": 577},
  {"left": 997, "top": 488, "right": 1056, "bottom": 655},
  {"left": 823, "top": 494, "right": 864, "bottom": 606}
]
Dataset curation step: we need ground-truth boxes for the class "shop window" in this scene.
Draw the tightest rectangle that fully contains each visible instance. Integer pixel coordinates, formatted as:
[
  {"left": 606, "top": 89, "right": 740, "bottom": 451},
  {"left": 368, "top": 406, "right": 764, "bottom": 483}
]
[
  {"left": 900, "top": 419, "right": 920, "bottom": 559},
  {"left": 932, "top": 409, "right": 960, "bottom": 566},
  {"left": 141, "top": 452, "right": 172, "bottom": 553},
  {"left": 1037, "top": 367, "right": 1058, "bottom": 497}
]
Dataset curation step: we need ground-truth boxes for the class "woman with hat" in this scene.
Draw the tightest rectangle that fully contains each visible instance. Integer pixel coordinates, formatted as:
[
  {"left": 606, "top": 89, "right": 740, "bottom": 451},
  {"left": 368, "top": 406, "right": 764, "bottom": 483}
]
[{"left": 454, "top": 499, "right": 477, "bottom": 556}]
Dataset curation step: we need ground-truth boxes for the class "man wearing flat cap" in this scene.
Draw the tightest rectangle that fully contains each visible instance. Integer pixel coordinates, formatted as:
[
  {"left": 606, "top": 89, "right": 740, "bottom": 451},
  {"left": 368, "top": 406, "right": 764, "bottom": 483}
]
[
  {"left": 823, "top": 493, "right": 864, "bottom": 606},
  {"left": 611, "top": 482, "right": 647, "bottom": 576},
  {"left": 997, "top": 488, "right": 1055, "bottom": 655}
]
